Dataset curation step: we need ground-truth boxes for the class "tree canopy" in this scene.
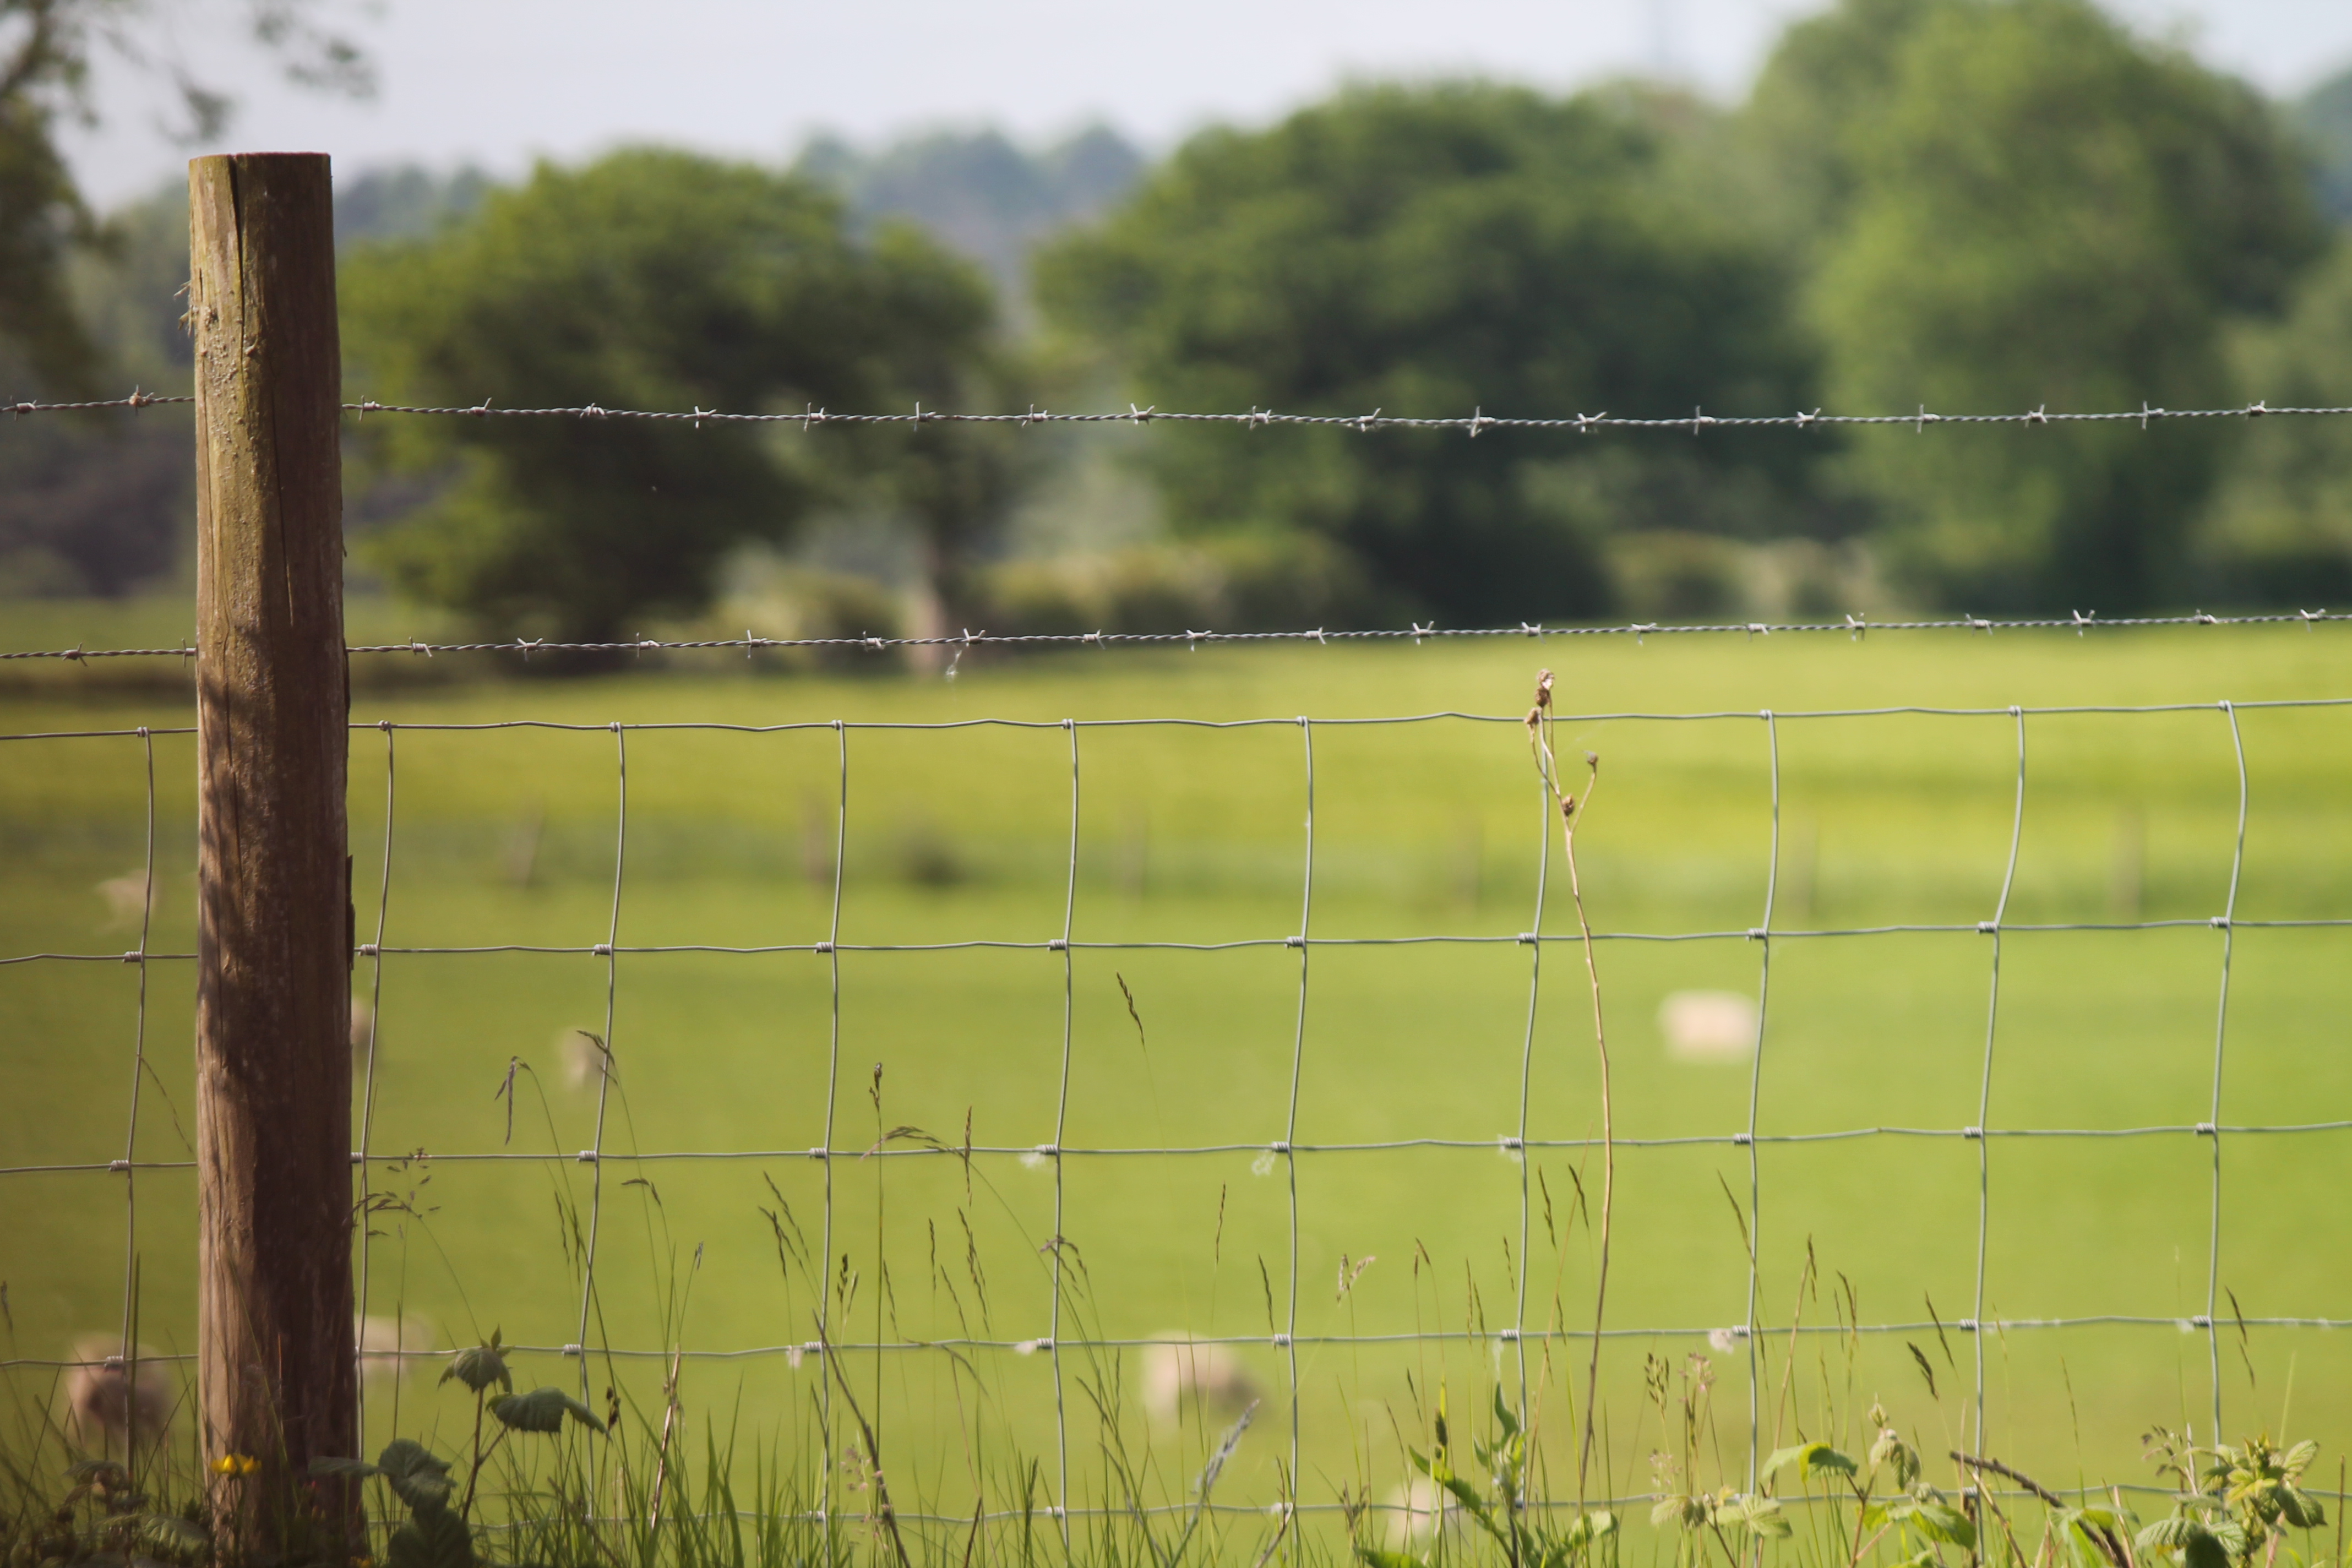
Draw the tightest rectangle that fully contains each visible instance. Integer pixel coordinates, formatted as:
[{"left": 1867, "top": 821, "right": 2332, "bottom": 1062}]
[
  {"left": 1035, "top": 82, "right": 1825, "bottom": 627},
  {"left": 342, "top": 149, "right": 1006, "bottom": 643},
  {"left": 1752, "top": 0, "right": 2326, "bottom": 611}
]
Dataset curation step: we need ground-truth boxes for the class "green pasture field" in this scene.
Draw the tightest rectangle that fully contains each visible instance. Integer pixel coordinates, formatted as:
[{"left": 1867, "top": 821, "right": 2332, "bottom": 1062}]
[{"left": 6, "top": 609, "right": 2352, "bottom": 1534}]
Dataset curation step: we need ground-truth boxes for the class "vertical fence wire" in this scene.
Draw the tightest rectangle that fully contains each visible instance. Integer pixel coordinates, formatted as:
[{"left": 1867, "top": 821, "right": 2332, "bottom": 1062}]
[
  {"left": 1050, "top": 718, "right": 1080, "bottom": 1542},
  {"left": 1280, "top": 717, "right": 1316, "bottom": 1534},
  {"left": 2203, "top": 701, "right": 2250, "bottom": 1445},
  {"left": 354, "top": 721, "right": 396, "bottom": 1446},
  {"left": 1510, "top": 725, "right": 1553, "bottom": 1425},
  {"left": 573, "top": 723, "right": 629, "bottom": 1402},
  {"left": 113, "top": 727, "right": 155, "bottom": 1453},
  {"left": 1969, "top": 707, "right": 2029, "bottom": 1456},
  {"left": 820, "top": 719, "right": 847, "bottom": 1535},
  {"left": 1743, "top": 711, "right": 1781, "bottom": 1489}
]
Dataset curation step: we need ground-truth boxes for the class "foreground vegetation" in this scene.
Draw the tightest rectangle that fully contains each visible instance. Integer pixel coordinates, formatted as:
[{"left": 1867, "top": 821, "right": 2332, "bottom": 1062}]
[{"left": 4, "top": 623, "right": 2351, "bottom": 1565}]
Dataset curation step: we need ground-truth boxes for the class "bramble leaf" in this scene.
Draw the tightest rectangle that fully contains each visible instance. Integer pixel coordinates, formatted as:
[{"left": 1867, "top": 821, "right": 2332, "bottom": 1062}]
[
  {"left": 375, "top": 1439, "right": 454, "bottom": 1512},
  {"left": 306, "top": 1457, "right": 382, "bottom": 1480},
  {"left": 1911, "top": 1502, "right": 1976, "bottom": 1549},
  {"left": 489, "top": 1386, "right": 607, "bottom": 1434},
  {"left": 441, "top": 1331, "right": 511, "bottom": 1395},
  {"left": 386, "top": 1504, "right": 475, "bottom": 1568}
]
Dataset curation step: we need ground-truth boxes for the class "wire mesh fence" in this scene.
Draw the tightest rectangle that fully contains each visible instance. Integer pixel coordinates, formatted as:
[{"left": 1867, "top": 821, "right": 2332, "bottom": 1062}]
[
  {"left": 10, "top": 359, "right": 2352, "bottom": 1550},
  {"left": 6, "top": 644, "right": 2349, "bottom": 1534}
]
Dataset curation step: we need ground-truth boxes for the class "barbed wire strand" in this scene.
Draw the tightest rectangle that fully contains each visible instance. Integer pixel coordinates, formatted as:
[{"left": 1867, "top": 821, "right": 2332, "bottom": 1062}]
[
  {"left": 10, "top": 608, "right": 2352, "bottom": 666},
  {"left": 21, "top": 388, "right": 2352, "bottom": 431}
]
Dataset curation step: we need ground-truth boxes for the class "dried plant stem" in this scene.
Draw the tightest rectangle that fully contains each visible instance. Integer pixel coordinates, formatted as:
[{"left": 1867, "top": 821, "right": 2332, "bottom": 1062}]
[
  {"left": 1525, "top": 674, "right": 1614, "bottom": 1509},
  {"left": 1562, "top": 761, "right": 1611, "bottom": 1505}
]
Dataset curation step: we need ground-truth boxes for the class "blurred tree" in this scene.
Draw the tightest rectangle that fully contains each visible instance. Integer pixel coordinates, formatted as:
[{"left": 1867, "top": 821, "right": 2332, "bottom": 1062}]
[
  {"left": 342, "top": 149, "right": 1014, "bottom": 647},
  {"left": 796, "top": 125, "right": 1143, "bottom": 304},
  {"left": 0, "top": 186, "right": 194, "bottom": 595},
  {"left": 0, "top": 0, "right": 371, "bottom": 395},
  {"left": 2295, "top": 64, "right": 2352, "bottom": 224},
  {"left": 2198, "top": 244, "right": 2352, "bottom": 601},
  {"left": 1751, "top": 0, "right": 2326, "bottom": 611},
  {"left": 1033, "top": 82, "right": 1824, "bottom": 626}
]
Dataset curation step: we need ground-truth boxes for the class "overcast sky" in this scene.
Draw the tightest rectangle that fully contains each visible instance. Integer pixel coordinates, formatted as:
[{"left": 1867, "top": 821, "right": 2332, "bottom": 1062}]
[{"left": 58, "top": 0, "right": 2352, "bottom": 208}]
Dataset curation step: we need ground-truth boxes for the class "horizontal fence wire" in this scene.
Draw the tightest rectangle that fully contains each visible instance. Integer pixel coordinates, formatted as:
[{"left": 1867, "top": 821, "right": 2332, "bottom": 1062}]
[
  {"left": 14, "top": 388, "right": 2352, "bottom": 430},
  {"left": 5, "top": 656, "right": 2347, "bottom": 1519},
  {"left": 3, "top": 613, "right": 2345, "bottom": 663}
]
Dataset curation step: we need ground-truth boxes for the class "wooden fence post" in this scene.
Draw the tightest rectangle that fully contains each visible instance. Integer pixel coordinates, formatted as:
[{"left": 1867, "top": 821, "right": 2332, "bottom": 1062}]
[{"left": 188, "top": 152, "right": 355, "bottom": 1523}]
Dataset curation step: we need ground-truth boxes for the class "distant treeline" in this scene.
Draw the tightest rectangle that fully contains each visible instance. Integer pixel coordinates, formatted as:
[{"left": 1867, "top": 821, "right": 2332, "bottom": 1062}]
[{"left": 11, "top": 0, "right": 2352, "bottom": 641}]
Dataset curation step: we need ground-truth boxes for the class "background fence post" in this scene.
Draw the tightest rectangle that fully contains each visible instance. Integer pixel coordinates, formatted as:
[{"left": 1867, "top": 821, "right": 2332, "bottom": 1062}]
[{"left": 188, "top": 152, "right": 355, "bottom": 1521}]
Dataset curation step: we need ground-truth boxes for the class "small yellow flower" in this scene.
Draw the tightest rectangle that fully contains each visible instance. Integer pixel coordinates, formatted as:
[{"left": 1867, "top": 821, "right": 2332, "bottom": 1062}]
[{"left": 210, "top": 1453, "right": 260, "bottom": 1477}]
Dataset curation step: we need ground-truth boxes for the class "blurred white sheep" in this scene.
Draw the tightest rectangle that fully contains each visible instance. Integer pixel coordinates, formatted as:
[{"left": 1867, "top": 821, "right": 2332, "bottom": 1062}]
[
  {"left": 356, "top": 1313, "right": 435, "bottom": 1380},
  {"left": 1139, "top": 1336, "right": 1258, "bottom": 1425},
  {"left": 351, "top": 999, "right": 376, "bottom": 1070},
  {"left": 1658, "top": 990, "right": 1757, "bottom": 1061},
  {"left": 94, "top": 873, "right": 149, "bottom": 930},
  {"left": 562, "top": 1028, "right": 612, "bottom": 1090},
  {"left": 1379, "top": 1476, "right": 1466, "bottom": 1547},
  {"left": 61, "top": 1336, "right": 172, "bottom": 1449}
]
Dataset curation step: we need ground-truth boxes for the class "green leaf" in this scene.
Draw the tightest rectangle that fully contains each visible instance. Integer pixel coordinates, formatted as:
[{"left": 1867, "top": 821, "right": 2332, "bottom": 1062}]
[
  {"left": 306, "top": 1457, "right": 383, "bottom": 1480},
  {"left": 1911, "top": 1502, "right": 1976, "bottom": 1549},
  {"left": 1354, "top": 1550, "right": 1422, "bottom": 1568},
  {"left": 1805, "top": 1445, "right": 1859, "bottom": 1478},
  {"left": 2284, "top": 1441, "right": 2320, "bottom": 1479},
  {"left": 489, "top": 1386, "right": 608, "bottom": 1434},
  {"left": 375, "top": 1439, "right": 454, "bottom": 1512},
  {"left": 2055, "top": 1512, "right": 2108, "bottom": 1568},
  {"left": 2184, "top": 1533, "right": 2231, "bottom": 1568},
  {"left": 2282, "top": 1488, "right": 2328, "bottom": 1531},
  {"left": 1735, "top": 1496, "right": 1793, "bottom": 1539},
  {"left": 1491, "top": 1385, "right": 1521, "bottom": 1439},
  {"left": 440, "top": 1332, "right": 511, "bottom": 1396},
  {"left": 1437, "top": 1473, "right": 1490, "bottom": 1522},
  {"left": 1892, "top": 1551, "right": 1937, "bottom": 1568},
  {"left": 2138, "top": 1516, "right": 2214, "bottom": 1553},
  {"left": 386, "top": 1505, "right": 476, "bottom": 1568},
  {"left": 1652, "top": 1496, "right": 1692, "bottom": 1527},
  {"left": 1763, "top": 1441, "right": 1858, "bottom": 1483}
]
